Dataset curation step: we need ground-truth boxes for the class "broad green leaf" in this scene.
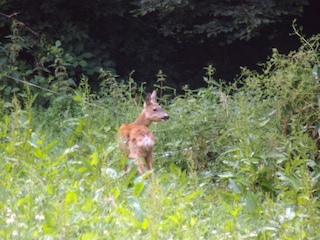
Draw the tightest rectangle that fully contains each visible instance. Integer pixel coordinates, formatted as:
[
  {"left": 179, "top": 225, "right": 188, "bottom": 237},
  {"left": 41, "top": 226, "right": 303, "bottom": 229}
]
[
  {"left": 42, "top": 224, "right": 55, "bottom": 234},
  {"left": 73, "top": 95, "right": 82, "bottom": 102},
  {"left": 34, "top": 147, "right": 46, "bottom": 159},
  {"left": 110, "top": 187, "right": 120, "bottom": 199},
  {"left": 133, "top": 182, "right": 145, "bottom": 197},
  {"left": 0, "top": 56, "right": 8, "bottom": 66},
  {"left": 169, "top": 215, "right": 179, "bottom": 224},
  {"left": 65, "top": 191, "right": 77, "bottom": 204},
  {"left": 141, "top": 219, "right": 149, "bottom": 230},
  {"left": 91, "top": 151, "right": 99, "bottom": 166},
  {"left": 128, "top": 196, "right": 144, "bottom": 222},
  {"left": 218, "top": 171, "right": 234, "bottom": 179},
  {"left": 184, "top": 190, "right": 202, "bottom": 201},
  {"left": 246, "top": 190, "right": 258, "bottom": 213},
  {"left": 55, "top": 40, "right": 61, "bottom": 47},
  {"left": 79, "top": 60, "right": 88, "bottom": 67},
  {"left": 81, "top": 233, "right": 99, "bottom": 240},
  {"left": 43, "top": 140, "right": 58, "bottom": 152},
  {"left": 46, "top": 184, "right": 54, "bottom": 195},
  {"left": 259, "top": 118, "right": 270, "bottom": 127}
]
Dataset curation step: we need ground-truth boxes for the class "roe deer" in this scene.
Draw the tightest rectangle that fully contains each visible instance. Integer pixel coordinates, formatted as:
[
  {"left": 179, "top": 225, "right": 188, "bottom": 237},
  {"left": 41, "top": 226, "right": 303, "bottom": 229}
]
[{"left": 118, "top": 90, "right": 169, "bottom": 175}]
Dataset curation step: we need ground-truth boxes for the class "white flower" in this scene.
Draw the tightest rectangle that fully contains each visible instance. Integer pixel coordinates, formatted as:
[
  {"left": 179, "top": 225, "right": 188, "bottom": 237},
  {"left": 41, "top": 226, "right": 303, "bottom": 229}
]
[
  {"left": 35, "top": 214, "right": 45, "bottom": 221},
  {"left": 12, "top": 230, "right": 18, "bottom": 237},
  {"left": 6, "top": 213, "right": 16, "bottom": 224}
]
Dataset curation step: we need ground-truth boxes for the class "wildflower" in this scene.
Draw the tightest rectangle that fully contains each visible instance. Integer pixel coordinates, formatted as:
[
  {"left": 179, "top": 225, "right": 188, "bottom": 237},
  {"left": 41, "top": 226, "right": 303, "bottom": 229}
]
[
  {"left": 12, "top": 230, "right": 18, "bottom": 237},
  {"left": 35, "top": 214, "right": 45, "bottom": 221},
  {"left": 6, "top": 213, "right": 16, "bottom": 224}
]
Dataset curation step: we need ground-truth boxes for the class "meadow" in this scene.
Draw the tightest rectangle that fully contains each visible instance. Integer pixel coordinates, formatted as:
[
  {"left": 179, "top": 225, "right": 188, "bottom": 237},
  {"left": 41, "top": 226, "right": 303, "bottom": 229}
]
[{"left": 1, "top": 33, "right": 320, "bottom": 239}]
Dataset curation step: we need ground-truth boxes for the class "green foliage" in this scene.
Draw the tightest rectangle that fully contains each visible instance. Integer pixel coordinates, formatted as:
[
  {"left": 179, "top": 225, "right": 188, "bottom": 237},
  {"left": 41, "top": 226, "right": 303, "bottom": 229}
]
[
  {"left": 0, "top": 33, "right": 320, "bottom": 239},
  {"left": 134, "top": 0, "right": 309, "bottom": 43},
  {"left": 0, "top": 9, "right": 115, "bottom": 105},
  {"left": 1, "top": 0, "right": 313, "bottom": 91}
]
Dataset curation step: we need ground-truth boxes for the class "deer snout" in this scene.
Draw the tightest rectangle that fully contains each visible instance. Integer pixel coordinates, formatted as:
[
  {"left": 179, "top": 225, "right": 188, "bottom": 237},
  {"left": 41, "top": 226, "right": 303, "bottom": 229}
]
[{"left": 162, "top": 115, "right": 169, "bottom": 121}]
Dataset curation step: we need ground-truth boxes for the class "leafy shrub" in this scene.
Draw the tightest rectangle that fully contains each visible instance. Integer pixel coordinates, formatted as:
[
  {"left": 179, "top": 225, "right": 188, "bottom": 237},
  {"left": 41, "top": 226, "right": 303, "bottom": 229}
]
[
  {"left": 0, "top": 18, "right": 115, "bottom": 107},
  {"left": 158, "top": 33, "right": 320, "bottom": 202},
  {"left": 0, "top": 31, "right": 320, "bottom": 239}
]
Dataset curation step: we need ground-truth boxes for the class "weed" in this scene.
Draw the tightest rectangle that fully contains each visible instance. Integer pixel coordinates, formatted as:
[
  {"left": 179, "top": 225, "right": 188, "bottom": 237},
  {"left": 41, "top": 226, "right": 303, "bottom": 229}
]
[{"left": 0, "top": 32, "right": 320, "bottom": 239}]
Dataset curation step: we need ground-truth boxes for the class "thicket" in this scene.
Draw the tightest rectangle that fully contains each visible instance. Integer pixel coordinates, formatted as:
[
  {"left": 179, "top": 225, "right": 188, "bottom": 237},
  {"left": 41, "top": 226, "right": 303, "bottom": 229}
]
[
  {"left": 1, "top": 31, "right": 320, "bottom": 238},
  {"left": 0, "top": 0, "right": 310, "bottom": 87}
]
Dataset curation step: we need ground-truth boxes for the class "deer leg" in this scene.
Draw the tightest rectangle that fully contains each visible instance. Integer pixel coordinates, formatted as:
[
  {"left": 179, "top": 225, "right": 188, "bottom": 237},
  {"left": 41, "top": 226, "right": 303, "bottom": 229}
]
[
  {"left": 135, "top": 158, "right": 146, "bottom": 175},
  {"left": 145, "top": 150, "right": 153, "bottom": 171}
]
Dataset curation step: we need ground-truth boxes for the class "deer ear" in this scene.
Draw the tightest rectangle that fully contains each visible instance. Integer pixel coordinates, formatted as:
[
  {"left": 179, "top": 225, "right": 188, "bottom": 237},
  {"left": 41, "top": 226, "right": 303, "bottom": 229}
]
[
  {"left": 144, "top": 90, "right": 157, "bottom": 107},
  {"left": 144, "top": 93, "right": 152, "bottom": 106},
  {"left": 150, "top": 90, "right": 157, "bottom": 101}
]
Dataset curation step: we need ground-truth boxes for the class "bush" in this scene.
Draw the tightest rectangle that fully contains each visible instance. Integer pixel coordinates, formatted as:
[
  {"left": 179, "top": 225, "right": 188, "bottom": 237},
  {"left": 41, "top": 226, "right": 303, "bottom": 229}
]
[
  {"left": 0, "top": 32, "right": 319, "bottom": 239},
  {"left": 159, "top": 33, "right": 320, "bottom": 201}
]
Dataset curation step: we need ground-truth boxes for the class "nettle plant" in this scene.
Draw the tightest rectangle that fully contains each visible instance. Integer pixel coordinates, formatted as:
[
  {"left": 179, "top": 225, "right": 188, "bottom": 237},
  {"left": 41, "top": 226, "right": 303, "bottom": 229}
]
[
  {"left": 218, "top": 32, "right": 320, "bottom": 198},
  {"left": 0, "top": 16, "right": 115, "bottom": 108}
]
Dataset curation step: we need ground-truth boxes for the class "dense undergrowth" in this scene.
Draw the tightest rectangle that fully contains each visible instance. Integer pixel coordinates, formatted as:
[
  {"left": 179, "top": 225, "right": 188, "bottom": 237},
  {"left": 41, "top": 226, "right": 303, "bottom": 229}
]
[{"left": 1, "top": 32, "right": 320, "bottom": 239}]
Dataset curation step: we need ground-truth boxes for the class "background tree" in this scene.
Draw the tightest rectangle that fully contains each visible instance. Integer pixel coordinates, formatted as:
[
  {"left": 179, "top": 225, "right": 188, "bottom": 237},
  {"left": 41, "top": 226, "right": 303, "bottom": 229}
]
[
  {"left": 0, "top": 0, "right": 318, "bottom": 95},
  {"left": 133, "top": 0, "right": 309, "bottom": 43}
]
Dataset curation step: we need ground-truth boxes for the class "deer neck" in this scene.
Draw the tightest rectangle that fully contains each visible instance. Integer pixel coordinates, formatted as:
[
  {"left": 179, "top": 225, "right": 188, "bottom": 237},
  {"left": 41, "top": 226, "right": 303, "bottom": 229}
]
[{"left": 132, "top": 110, "right": 152, "bottom": 127}]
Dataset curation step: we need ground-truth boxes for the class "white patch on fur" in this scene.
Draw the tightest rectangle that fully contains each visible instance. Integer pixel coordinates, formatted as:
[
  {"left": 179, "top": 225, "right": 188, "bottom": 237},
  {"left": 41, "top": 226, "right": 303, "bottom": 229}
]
[{"left": 137, "top": 136, "right": 154, "bottom": 148}]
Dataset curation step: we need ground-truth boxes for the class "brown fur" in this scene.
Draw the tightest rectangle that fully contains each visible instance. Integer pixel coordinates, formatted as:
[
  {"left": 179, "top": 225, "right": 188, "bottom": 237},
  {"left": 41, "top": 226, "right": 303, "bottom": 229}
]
[{"left": 118, "top": 90, "right": 169, "bottom": 175}]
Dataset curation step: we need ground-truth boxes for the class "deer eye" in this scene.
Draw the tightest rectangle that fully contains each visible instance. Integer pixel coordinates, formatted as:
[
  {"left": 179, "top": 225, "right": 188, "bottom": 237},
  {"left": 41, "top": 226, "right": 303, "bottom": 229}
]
[{"left": 153, "top": 108, "right": 158, "bottom": 112}]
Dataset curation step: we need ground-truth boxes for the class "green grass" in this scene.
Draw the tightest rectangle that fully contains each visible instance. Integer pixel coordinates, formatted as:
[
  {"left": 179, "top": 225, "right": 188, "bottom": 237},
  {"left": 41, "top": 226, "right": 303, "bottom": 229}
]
[{"left": 1, "top": 34, "right": 320, "bottom": 239}]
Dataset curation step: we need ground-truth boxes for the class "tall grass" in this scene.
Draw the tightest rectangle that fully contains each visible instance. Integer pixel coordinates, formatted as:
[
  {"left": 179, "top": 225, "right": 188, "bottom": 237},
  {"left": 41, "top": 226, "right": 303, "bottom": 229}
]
[{"left": 0, "top": 33, "right": 320, "bottom": 239}]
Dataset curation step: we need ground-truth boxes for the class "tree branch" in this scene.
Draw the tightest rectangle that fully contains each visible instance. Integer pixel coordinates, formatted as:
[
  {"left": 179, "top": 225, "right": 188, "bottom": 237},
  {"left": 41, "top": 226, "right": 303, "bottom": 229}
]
[{"left": 0, "top": 12, "right": 40, "bottom": 38}]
